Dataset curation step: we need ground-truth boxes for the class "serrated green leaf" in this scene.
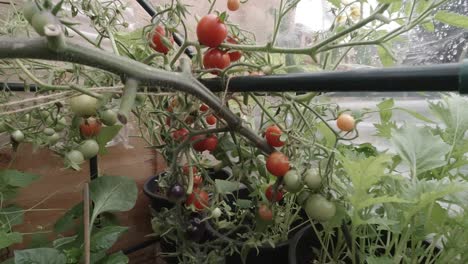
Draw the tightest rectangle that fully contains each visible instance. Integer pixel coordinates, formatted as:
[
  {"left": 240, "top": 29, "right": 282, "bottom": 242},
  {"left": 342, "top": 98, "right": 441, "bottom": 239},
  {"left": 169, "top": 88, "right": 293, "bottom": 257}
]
[
  {"left": 328, "top": 0, "right": 341, "bottom": 8},
  {"left": 316, "top": 121, "right": 336, "bottom": 148},
  {"left": 422, "top": 21, "right": 435, "bottom": 32},
  {"left": 395, "top": 107, "right": 435, "bottom": 123},
  {"left": 215, "top": 180, "right": 241, "bottom": 194},
  {"left": 0, "top": 205, "right": 23, "bottom": 227},
  {"left": 339, "top": 154, "right": 392, "bottom": 192},
  {"left": 355, "top": 195, "right": 410, "bottom": 210},
  {"left": 90, "top": 176, "right": 137, "bottom": 225},
  {"left": 374, "top": 121, "right": 397, "bottom": 138},
  {"left": 435, "top": 11, "right": 468, "bottom": 28},
  {"left": 0, "top": 170, "right": 39, "bottom": 187},
  {"left": 14, "top": 248, "right": 66, "bottom": 264},
  {"left": 96, "top": 125, "right": 122, "bottom": 154},
  {"left": 377, "top": 98, "right": 394, "bottom": 123},
  {"left": 236, "top": 199, "right": 252, "bottom": 209},
  {"left": 0, "top": 231, "right": 21, "bottom": 249},
  {"left": 391, "top": 124, "right": 450, "bottom": 176},
  {"left": 91, "top": 226, "right": 128, "bottom": 252}
]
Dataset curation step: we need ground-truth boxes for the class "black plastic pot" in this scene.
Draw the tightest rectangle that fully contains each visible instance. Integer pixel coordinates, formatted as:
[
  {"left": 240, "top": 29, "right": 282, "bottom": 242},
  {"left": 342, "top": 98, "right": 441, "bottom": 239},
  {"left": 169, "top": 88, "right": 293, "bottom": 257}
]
[
  {"left": 225, "top": 239, "right": 292, "bottom": 264},
  {"left": 143, "top": 172, "right": 175, "bottom": 212},
  {"left": 288, "top": 224, "right": 322, "bottom": 264}
]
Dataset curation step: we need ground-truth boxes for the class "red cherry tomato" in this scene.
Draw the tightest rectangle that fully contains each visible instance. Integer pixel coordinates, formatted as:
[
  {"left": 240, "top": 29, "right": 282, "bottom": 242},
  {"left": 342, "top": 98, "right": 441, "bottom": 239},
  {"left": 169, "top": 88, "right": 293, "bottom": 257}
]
[
  {"left": 200, "top": 104, "right": 209, "bottom": 112},
  {"left": 193, "top": 175, "right": 203, "bottom": 187},
  {"left": 80, "top": 117, "right": 102, "bottom": 138},
  {"left": 258, "top": 204, "right": 273, "bottom": 221},
  {"left": 191, "top": 135, "right": 207, "bottom": 152},
  {"left": 266, "top": 152, "right": 290, "bottom": 177},
  {"left": 172, "top": 128, "right": 189, "bottom": 142},
  {"left": 196, "top": 14, "right": 227, "bottom": 48},
  {"left": 186, "top": 189, "right": 209, "bottom": 211},
  {"left": 150, "top": 26, "right": 174, "bottom": 54},
  {"left": 203, "top": 136, "right": 218, "bottom": 152},
  {"left": 226, "top": 37, "right": 242, "bottom": 62},
  {"left": 265, "top": 125, "right": 284, "bottom": 147},
  {"left": 265, "top": 185, "right": 284, "bottom": 202},
  {"left": 206, "top": 114, "right": 217, "bottom": 125},
  {"left": 227, "top": 0, "right": 240, "bottom": 11},
  {"left": 203, "top": 48, "right": 230, "bottom": 71},
  {"left": 183, "top": 164, "right": 198, "bottom": 175}
]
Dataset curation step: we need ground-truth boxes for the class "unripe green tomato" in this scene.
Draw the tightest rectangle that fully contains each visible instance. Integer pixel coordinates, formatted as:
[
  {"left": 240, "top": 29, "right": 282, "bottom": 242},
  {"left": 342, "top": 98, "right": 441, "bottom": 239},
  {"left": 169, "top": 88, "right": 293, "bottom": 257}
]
[
  {"left": 69, "top": 94, "right": 98, "bottom": 117},
  {"left": 23, "top": 1, "right": 40, "bottom": 23},
  {"left": 31, "top": 11, "right": 58, "bottom": 36},
  {"left": 11, "top": 130, "right": 25, "bottom": 143},
  {"left": 43, "top": 128, "right": 55, "bottom": 136},
  {"left": 304, "top": 194, "right": 336, "bottom": 222},
  {"left": 55, "top": 117, "right": 67, "bottom": 132},
  {"left": 283, "top": 170, "right": 303, "bottom": 193},
  {"left": 78, "top": 139, "right": 100, "bottom": 159},
  {"left": 47, "top": 133, "right": 60, "bottom": 145},
  {"left": 211, "top": 207, "right": 222, "bottom": 218},
  {"left": 66, "top": 150, "right": 84, "bottom": 165},
  {"left": 100, "top": 110, "right": 118, "bottom": 126},
  {"left": 304, "top": 169, "right": 322, "bottom": 190},
  {"left": 40, "top": 110, "right": 49, "bottom": 119}
]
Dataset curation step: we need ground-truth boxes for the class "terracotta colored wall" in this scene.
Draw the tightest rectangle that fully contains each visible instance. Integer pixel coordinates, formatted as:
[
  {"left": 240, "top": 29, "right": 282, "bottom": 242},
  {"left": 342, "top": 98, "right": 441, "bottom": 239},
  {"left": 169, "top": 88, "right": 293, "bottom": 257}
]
[{"left": 1, "top": 137, "right": 166, "bottom": 256}]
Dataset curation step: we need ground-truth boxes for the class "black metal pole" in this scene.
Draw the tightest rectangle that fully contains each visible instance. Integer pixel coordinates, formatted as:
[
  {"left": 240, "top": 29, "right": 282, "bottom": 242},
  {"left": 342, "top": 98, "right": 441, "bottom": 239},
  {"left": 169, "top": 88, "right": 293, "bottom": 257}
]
[
  {"left": 136, "top": 0, "right": 194, "bottom": 58},
  {"left": 90, "top": 156, "right": 98, "bottom": 180}
]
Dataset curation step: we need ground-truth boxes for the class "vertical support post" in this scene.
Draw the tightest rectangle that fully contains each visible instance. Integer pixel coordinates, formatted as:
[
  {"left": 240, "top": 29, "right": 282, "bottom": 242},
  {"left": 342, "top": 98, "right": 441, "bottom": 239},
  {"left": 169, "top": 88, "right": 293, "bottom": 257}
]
[
  {"left": 83, "top": 183, "right": 90, "bottom": 264},
  {"left": 90, "top": 156, "right": 98, "bottom": 180}
]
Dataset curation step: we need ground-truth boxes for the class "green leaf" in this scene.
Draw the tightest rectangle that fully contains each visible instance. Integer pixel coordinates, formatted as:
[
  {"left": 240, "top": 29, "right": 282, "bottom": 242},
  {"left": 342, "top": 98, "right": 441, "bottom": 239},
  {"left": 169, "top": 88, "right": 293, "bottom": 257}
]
[
  {"left": 377, "top": 98, "right": 394, "bottom": 123},
  {"left": 391, "top": 124, "right": 450, "bottom": 176},
  {"left": 378, "top": 0, "right": 400, "bottom": 3},
  {"left": 0, "top": 206, "right": 24, "bottom": 227},
  {"left": 0, "top": 170, "right": 39, "bottom": 187},
  {"left": 96, "top": 251, "right": 128, "bottom": 264},
  {"left": 91, "top": 226, "right": 128, "bottom": 252},
  {"left": 327, "top": 0, "right": 340, "bottom": 8},
  {"left": 374, "top": 121, "right": 397, "bottom": 138},
  {"left": 422, "top": 21, "right": 435, "bottom": 32},
  {"left": 395, "top": 107, "right": 435, "bottom": 123},
  {"left": 316, "top": 121, "right": 336, "bottom": 148},
  {"left": 96, "top": 125, "right": 122, "bottom": 154},
  {"left": 90, "top": 176, "right": 137, "bottom": 225},
  {"left": 215, "top": 180, "right": 241, "bottom": 194},
  {"left": 54, "top": 202, "right": 83, "bottom": 233},
  {"left": 435, "top": 11, "right": 468, "bottom": 28},
  {"left": 377, "top": 45, "right": 395, "bottom": 67},
  {"left": 354, "top": 195, "right": 410, "bottom": 210},
  {"left": 339, "top": 154, "right": 392, "bottom": 192},
  {"left": 236, "top": 199, "right": 252, "bottom": 209},
  {"left": 52, "top": 236, "right": 77, "bottom": 249},
  {"left": 0, "top": 231, "right": 22, "bottom": 249},
  {"left": 14, "top": 248, "right": 67, "bottom": 264},
  {"left": 389, "top": 2, "right": 402, "bottom": 13},
  {"left": 430, "top": 95, "right": 468, "bottom": 141}
]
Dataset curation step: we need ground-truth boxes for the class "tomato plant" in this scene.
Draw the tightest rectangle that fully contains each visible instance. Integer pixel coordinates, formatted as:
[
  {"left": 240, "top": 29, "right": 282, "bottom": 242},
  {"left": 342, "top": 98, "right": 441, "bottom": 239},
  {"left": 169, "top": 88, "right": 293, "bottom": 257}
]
[
  {"left": 69, "top": 95, "right": 98, "bottom": 117},
  {"left": 172, "top": 128, "right": 189, "bottom": 142},
  {"left": 191, "top": 134, "right": 207, "bottom": 152},
  {"left": 337, "top": 114, "right": 355, "bottom": 132},
  {"left": 80, "top": 117, "right": 102, "bottom": 138},
  {"left": 206, "top": 114, "right": 217, "bottom": 125},
  {"left": 226, "top": 37, "right": 242, "bottom": 62},
  {"left": 265, "top": 125, "right": 285, "bottom": 147},
  {"left": 186, "top": 189, "right": 209, "bottom": 211},
  {"left": 203, "top": 48, "right": 230, "bottom": 70},
  {"left": 100, "top": 109, "right": 118, "bottom": 126},
  {"left": 183, "top": 165, "right": 198, "bottom": 175},
  {"left": 304, "top": 194, "right": 336, "bottom": 222},
  {"left": 258, "top": 204, "right": 273, "bottom": 221},
  {"left": 199, "top": 104, "right": 209, "bottom": 112},
  {"left": 193, "top": 175, "right": 203, "bottom": 187},
  {"left": 265, "top": 185, "right": 283, "bottom": 202},
  {"left": 227, "top": 0, "right": 240, "bottom": 11},
  {"left": 266, "top": 152, "right": 290, "bottom": 177},
  {"left": 196, "top": 14, "right": 227, "bottom": 48},
  {"left": 304, "top": 169, "right": 321, "bottom": 190},
  {"left": 78, "top": 139, "right": 99, "bottom": 159},
  {"left": 150, "top": 25, "right": 174, "bottom": 54},
  {"left": 283, "top": 170, "right": 303, "bottom": 193},
  {"left": 203, "top": 135, "right": 218, "bottom": 152}
]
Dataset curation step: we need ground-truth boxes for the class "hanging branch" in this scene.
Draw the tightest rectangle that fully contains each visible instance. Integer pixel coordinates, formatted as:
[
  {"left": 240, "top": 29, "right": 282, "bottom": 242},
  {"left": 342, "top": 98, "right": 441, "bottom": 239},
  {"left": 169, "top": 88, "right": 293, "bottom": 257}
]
[{"left": 0, "top": 37, "right": 274, "bottom": 154}]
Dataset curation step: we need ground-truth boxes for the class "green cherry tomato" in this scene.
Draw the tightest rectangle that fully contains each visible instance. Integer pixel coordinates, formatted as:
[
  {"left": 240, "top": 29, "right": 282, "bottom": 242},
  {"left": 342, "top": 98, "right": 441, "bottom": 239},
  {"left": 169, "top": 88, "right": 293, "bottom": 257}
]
[
  {"left": 43, "top": 128, "right": 55, "bottom": 136},
  {"left": 283, "top": 170, "right": 303, "bottom": 193},
  {"left": 11, "top": 130, "right": 24, "bottom": 143},
  {"left": 47, "top": 133, "right": 60, "bottom": 145},
  {"left": 304, "top": 194, "right": 336, "bottom": 222},
  {"left": 66, "top": 150, "right": 84, "bottom": 165},
  {"left": 55, "top": 117, "right": 67, "bottom": 132},
  {"left": 69, "top": 94, "right": 98, "bottom": 117},
  {"left": 78, "top": 139, "right": 100, "bottom": 159},
  {"left": 304, "top": 169, "right": 322, "bottom": 190},
  {"left": 100, "top": 109, "right": 118, "bottom": 126}
]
